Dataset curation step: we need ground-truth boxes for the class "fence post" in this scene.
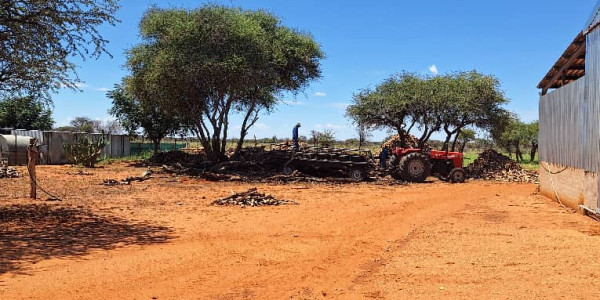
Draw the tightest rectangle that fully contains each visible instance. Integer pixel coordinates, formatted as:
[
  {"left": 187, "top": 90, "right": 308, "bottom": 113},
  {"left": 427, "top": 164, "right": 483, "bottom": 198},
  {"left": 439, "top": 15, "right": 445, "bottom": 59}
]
[{"left": 27, "top": 138, "right": 37, "bottom": 199}]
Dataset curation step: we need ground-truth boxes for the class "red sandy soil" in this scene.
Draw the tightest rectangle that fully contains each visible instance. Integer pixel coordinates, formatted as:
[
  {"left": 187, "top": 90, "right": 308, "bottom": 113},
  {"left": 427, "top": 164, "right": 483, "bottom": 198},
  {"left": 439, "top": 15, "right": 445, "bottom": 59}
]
[{"left": 0, "top": 163, "right": 599, "bottom": 299}]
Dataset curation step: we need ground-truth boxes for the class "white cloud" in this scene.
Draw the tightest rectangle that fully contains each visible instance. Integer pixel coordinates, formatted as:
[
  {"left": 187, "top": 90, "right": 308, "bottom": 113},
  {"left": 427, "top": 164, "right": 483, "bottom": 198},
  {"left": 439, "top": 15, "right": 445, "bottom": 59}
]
[
  {"left": 282, "top": 100, "right": 304, "bottom": 105},
  {"left": 326, "top": 123, "right": 343, "bottom": 129},
  {"left": 95, "top": 87, "right": 109, "bottom": 92},
  {"left": 75, "top": 83, "right": 88, "bottom": 89},
  {"left": 429, "top": 64, "right": 439, "bottom": 75},
  {"left": 314, "top": 92, "right": 327, "bottom": 97}
]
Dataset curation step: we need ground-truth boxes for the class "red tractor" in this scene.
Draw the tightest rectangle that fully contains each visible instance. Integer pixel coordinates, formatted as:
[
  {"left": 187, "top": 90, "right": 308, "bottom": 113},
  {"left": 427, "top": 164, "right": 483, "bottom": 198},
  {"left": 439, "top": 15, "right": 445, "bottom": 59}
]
[{"left": 387, "top": 148, "right": 466, "bottom": 183}]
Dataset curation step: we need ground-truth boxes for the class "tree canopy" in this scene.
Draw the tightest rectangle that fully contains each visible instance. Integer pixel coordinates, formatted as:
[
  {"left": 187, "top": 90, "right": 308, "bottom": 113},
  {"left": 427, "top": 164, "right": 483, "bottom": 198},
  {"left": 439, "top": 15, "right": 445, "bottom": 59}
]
[
  {"left": 493, "top": 118, "right": 538, "bottom": 162},
  {"left": 125, "top": 5, "right": 323, "bottom": 160},
  {"left": 0, "top": 0, "right": 120, "bottom": 102},
  {"left": 347, "top": 71, "right": 509, "bottom": 151},
  {"left": 68, "top": 116, "right": 101, "bottom": 133},
  {"left": 108, "top": 83, "right": 184, "bottom": 154},
  {"left": 0, "top": 96, "right": 54, "bottom": 130}
]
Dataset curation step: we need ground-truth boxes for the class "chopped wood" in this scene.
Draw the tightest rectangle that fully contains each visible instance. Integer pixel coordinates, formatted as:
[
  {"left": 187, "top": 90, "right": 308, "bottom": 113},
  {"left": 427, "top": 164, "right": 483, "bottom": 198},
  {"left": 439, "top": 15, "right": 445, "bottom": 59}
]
[
  {"left": 0, "top": 166, "right": 20, "bottom": 178},
  {"left": 211, "top": 188, "right": 299, "bottom": 207},
  {"left": 467, "top": 149, "right": 539, "bottom": 183},
  {"left": 102, "top": 175, "right": 151, "bottom": 186}
]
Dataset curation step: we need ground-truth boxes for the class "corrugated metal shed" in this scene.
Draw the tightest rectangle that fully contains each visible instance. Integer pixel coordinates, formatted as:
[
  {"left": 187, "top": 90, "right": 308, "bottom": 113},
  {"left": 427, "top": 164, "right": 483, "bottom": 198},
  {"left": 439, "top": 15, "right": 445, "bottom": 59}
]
[
  {"left": 0, "top": 135, "right": 8, "bottom": 164},
  {"left": 0, "top": 134, "right": 34, "bottom": 165},
  {"left": 12, "top": 130, "right": 44, "bottom": 143},
  {"left": 539, "top": 78, "right": 585, "bottom": 169},
  {"left": 583, "top": 27, "right": 600, "bottom": 173},
  {"left": 537, "top": 32, "right": 586, "bottom": 94}
]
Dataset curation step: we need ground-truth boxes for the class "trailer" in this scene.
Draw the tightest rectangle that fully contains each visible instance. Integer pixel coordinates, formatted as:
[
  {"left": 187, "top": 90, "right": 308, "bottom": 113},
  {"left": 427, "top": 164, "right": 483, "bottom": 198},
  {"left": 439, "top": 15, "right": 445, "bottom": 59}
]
[{"left": 268, "top": 144, "right": 375, "bottom": 181}]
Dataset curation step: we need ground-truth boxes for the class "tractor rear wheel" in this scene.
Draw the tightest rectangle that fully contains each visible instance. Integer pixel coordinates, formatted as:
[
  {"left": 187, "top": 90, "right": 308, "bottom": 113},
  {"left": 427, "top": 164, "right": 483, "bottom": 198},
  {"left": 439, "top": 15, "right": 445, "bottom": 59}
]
[{"left": 398, "top": 153, "right": 431, "bottom": 182}]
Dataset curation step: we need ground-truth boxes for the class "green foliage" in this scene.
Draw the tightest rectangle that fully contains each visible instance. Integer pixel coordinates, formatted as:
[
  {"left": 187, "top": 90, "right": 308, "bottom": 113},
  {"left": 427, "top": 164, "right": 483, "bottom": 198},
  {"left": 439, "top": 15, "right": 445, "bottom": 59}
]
[
  {"left": 63, "top": 136, "right": 108, "bottom": 167},
  {"left": 493, "top": 118, "right": 538, "bottom": 163},
  {"left": 347, "top": 71, "right": 509, "bottom": 150},
  {"left": 125, "top": 5, "right": 323, "bottom": 160},
  {"left": 108, "top": 84, "right": 184, "bottom": 154},
  {"left": 0, "top": 96, "right": 54, "bottom": 129},
  {"left": 0, "top": 0, "right": 120, "bottom": 102},
  {"left": 456, "top": 129, "right": 476, "bottom": 152},
  {"left": 310, "top": 129, "right": 336, "bottom": 147},
  {"left": 69, "top": 116, "right": 101, "bottom": 133}
]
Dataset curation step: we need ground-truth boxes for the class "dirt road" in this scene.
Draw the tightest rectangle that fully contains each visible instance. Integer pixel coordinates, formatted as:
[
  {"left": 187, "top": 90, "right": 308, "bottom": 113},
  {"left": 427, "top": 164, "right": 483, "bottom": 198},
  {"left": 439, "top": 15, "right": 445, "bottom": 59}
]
[{"left": 1, "top": 164, "right": 600, "bottom": 299}]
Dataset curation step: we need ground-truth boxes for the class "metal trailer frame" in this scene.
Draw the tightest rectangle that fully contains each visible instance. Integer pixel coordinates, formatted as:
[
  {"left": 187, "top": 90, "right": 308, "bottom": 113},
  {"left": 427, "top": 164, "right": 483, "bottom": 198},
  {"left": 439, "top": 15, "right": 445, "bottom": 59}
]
[{"left": 269, "top": 144, "right": 375, "bottom": 181}]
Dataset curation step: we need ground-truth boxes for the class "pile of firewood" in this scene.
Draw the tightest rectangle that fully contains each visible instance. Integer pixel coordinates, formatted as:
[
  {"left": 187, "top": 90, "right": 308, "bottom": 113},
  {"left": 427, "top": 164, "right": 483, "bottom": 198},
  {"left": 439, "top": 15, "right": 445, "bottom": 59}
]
[
  {"left": 211, "top": 188, "right": 298, "bottom": 207},
  {"left": 102, "top": 176, "right": 151, "bottom": 186},
  {"left": 0, "top": 166, "right": 20, "bottom": 178},
  {"left": 467, "top": 149, "right": 538, "bottom": 183},
  {"left": 149, "top": 150, "right": 206, "bottom": 165},
  {"left": 381, "top": 133, "right": 428, "bottom": 149}
]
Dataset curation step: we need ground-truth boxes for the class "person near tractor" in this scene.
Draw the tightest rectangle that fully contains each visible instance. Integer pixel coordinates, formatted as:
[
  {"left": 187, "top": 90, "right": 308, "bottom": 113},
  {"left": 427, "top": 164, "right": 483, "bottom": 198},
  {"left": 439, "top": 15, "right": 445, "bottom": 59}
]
[
  {"left": 292, "top": 123, "right": 301, "bottom": 150},
  {"left": 380, "top": 146, "right": 389, "bottom": 169}
]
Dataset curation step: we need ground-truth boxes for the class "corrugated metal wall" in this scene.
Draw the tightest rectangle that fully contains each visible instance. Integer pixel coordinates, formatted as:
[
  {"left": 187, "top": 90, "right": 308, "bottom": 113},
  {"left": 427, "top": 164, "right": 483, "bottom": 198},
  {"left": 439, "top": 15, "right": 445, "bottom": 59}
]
[
  {"left": 10, "top": 130, "right": 44, "bottom": 143},
  {"left": 4, "top": 131, "right": 130, "bottom": 165},
  {"left": 539, "top": 77, "right": 585, "bottom": 168},
  {"left": 43, "top": 132, "right": 131, "bottom": 165},
  {"left": 584, "top": 28, "right": 600, "bottom": 173}
]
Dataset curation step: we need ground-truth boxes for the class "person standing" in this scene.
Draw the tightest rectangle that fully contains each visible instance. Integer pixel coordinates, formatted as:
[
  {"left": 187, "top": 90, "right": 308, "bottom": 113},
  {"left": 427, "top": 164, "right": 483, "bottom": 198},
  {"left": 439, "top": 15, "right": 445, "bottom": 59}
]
[
  {"left": 292, "top": 123, "right": 301, "bottom": 150},
  {"left": 380, "top": 146, "right": 389, "bottom": 169}
]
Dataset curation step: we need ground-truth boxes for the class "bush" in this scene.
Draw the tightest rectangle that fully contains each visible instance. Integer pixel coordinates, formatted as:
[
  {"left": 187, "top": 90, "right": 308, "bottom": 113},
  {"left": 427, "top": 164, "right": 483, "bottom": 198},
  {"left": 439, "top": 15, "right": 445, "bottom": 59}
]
[{"left": 63, "top": 136, "right": 108, "bottom": 167}]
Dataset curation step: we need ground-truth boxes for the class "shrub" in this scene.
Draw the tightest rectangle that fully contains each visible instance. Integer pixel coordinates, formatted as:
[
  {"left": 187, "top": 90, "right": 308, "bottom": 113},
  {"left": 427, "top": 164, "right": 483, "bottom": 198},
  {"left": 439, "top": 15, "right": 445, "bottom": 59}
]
[{"left": 63, "top": 136, "right": 108, "bottom": 167}]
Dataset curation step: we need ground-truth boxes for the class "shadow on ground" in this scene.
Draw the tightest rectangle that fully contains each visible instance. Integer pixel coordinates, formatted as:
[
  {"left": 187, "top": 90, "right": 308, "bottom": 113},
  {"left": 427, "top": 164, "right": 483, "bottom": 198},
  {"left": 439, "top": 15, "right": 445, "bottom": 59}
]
[{"left": 0, "top": 204, "right": 174, "bottom": 275}]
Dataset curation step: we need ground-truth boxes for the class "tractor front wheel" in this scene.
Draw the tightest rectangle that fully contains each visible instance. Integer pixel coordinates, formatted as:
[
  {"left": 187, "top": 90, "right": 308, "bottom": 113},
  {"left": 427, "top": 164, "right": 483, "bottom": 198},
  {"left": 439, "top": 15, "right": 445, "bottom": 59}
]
[
  {"left": 449, "top": 168, "right": 466, "bottom": 183},
  {"left": 398, "top": 153, "right": 431, "bottom": 183}
]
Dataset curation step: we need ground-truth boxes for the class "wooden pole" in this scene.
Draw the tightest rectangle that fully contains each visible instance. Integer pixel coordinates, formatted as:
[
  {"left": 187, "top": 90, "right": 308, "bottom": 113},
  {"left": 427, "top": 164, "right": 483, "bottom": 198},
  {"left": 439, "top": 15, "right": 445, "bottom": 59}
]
[{"left": 27, "top": 138, "right": 37, "bottom": 199}]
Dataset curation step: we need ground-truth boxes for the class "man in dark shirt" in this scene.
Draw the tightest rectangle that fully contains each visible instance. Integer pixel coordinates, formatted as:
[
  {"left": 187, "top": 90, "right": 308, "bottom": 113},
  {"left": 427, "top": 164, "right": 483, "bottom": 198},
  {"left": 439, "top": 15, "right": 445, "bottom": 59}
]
[{"left": 292, "top": 123, "right": 301, "bottom": 150}]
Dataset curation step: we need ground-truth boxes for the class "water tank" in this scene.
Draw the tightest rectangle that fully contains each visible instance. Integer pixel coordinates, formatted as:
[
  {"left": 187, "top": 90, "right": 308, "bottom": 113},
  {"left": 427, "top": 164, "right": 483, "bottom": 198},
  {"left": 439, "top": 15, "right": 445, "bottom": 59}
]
[{"left": 0, "top": 134, "right": 34, "bottom": 165}]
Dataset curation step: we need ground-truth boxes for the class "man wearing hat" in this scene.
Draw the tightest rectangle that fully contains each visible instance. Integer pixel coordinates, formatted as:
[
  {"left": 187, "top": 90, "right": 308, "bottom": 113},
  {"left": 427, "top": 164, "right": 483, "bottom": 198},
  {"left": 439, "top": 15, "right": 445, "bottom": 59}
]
[{"left": 292, "top": 123, "right": 301, "bottom": 150}]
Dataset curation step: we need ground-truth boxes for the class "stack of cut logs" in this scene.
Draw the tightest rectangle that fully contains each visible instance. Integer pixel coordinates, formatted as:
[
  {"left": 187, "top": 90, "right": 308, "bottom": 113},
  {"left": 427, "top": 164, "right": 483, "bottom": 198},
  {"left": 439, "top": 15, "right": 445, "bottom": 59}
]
[
  {"left": 467, "top": 149, "right": 538, "bottom": 183},
  {"left": 0, "top": 166, "right": 20, "bottom": 178},
  {"left": 212, "top": 188, "right": 298, "bottom": 207}
]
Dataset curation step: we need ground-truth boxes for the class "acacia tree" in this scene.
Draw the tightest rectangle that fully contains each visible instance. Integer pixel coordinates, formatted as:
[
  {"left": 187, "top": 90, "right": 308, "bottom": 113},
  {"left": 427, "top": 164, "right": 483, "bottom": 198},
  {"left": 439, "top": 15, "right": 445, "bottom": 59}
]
[
  {"left": 526, "top": 121, "right": 539, "bottom": 162},
  {"left": 0, "top": 0, "right": 120, "bottom": 102},
  {"left": 0, "top": 96, "right": 54, "bottom": 129},
  {"left": 108, "top": 84, "right": 183, "bottom": 154},
  {"left": 434, "top": 72, "right": 509, "bottom": 152},
  {"left": 347, "top": 72, "right": 425, "bottom": 147},
  {"left": 69, "top": 116, "right": 101, "bottom": 133},
  {"left": 356, "top": 124, "right": 372, "bottom": 149},
  {"left": 347, "top": 71, "right": 509, "bottom": 150},
  {"left": 126, "top": 5, "right": 323, "bottom": 161},
  {"left": 493, "top": 119, "right": 538, "bottom": 162}
]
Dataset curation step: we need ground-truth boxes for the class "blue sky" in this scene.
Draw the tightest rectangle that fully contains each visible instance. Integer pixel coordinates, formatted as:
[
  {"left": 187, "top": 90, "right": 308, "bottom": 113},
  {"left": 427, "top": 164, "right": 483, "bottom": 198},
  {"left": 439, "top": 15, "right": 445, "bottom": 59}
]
[{"left": 53, "top": 0, "right": 598, "bottom": 141}]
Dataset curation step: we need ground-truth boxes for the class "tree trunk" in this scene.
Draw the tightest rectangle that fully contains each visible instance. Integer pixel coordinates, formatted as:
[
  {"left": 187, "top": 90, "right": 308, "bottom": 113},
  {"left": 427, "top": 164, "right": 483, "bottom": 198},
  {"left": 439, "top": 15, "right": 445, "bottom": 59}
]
[
  {"left": 450, "top": 129, "right": 461, "bottom": 152},
  {"left": 152, "top": 139, "right": 160, "bottom": 155},
  {"left": 233, "top": 101, "right": 258, "bottom": 159},
  {"left": 530, "top": 142, "right": 538, "bottom": 163},
  {"left": 397, "top": 127, "right": 408, "bottom": 148},
  {"left": 515, "top": 140, "right": 522, "bottom": 163}
]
